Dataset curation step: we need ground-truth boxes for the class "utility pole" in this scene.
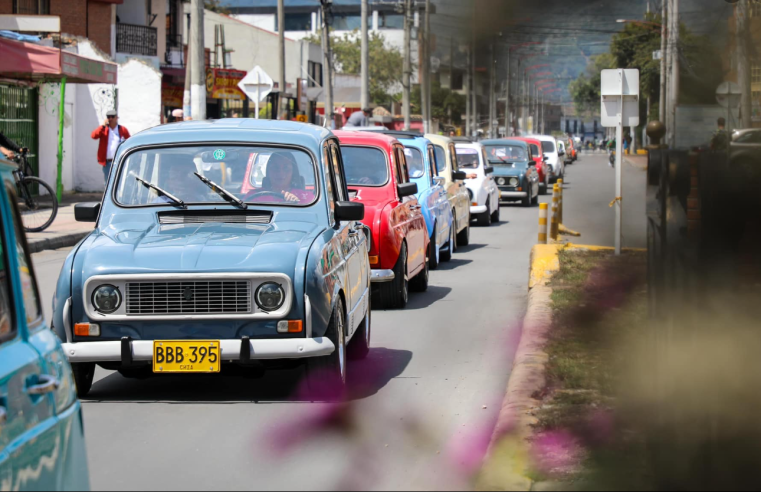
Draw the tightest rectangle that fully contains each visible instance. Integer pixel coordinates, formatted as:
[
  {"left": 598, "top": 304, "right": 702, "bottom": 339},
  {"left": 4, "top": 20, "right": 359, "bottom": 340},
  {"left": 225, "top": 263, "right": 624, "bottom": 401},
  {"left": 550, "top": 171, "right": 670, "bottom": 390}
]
[
  {"left": 402, "top": 0, "right": 412, "bottom": 131},
  {"left": 466, "top": 45, "right": 471, "bottom": 137},
  {"left": 425, "top": 0, "right": 431, "bottom": 133},
  {"left": 471, "top": 2, "right": 477, "bottom": 136},
  {"left": 737, "top": 0, "right": 752, "bottom": 128},
  {"left": 659, "top": 0, "right": 667, "bottom": 123},
  {"left": 360, "top": 0, "right": 370, "bottom": 111},
  {"left": 488, "top": 43, "right": 495, "bottom": 138},
  {"left": 320, "top": 1, "right": 334, "bottom": 128},
  {"left": 421, "top": 1, "right": 429, "bottom": 134},
  {"left": 278, "top": 0, "right": 286, "bottom": 120},
  {"left": 189, "top": 0, "right": 206, "bottom": 121},
  {"left": 505, "top": 48, "right": 511, "bottom": 136},
  {"left": 666, "top": 0, "right": 680, "bottom": 147}
]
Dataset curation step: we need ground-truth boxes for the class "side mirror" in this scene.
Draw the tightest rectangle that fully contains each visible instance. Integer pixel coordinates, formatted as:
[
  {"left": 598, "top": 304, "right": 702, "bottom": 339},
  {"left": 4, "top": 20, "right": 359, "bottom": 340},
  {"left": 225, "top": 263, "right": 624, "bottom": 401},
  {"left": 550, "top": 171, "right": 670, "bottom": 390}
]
[
  {"left": 397, "top": 182, "right": 418, "bottom": 198},
  {"left": 558, "top": 150, "right": 565, "bottom": 157},
  {"left": 452, "top": 171, "right": 467, "bottom": 180},
  {"left": 543, "top": 155, "right": 549, "bottom": 162},
  {"left": 433, "top": 176, "right": 446, "bottom": 186},
  {"left": 528, "top": 160, "right": 537, "bottom": 167},
  {"left": 484, "top": 166, "right": 495, "bottom": 174},
  {"left": 335, "top": 201, "right": 365, "bottom": 221},
  {"left": 75, "top": 202, "right": 101, "bottom": 222}
]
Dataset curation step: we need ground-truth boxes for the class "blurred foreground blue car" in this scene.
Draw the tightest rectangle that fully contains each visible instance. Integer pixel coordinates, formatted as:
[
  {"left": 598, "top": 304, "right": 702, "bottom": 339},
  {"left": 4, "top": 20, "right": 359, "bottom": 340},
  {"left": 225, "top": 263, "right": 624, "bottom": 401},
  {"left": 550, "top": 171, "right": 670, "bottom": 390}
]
[
  {"left": 54, "top": 120, "right": 371, "bottom": 398},
  {"left": 0, "top": 159, "right": 89, "bottom": 490}
]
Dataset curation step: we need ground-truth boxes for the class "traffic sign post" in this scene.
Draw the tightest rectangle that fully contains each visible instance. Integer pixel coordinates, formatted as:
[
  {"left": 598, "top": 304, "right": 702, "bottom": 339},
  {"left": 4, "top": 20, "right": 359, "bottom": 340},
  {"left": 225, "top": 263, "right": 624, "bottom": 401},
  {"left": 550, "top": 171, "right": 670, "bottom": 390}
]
[
  {"left": 601, "top": 69, "right": 640, "bottom": 255},
  {"left": 238, "top": 66, "right": 274, "bottom": 120}
]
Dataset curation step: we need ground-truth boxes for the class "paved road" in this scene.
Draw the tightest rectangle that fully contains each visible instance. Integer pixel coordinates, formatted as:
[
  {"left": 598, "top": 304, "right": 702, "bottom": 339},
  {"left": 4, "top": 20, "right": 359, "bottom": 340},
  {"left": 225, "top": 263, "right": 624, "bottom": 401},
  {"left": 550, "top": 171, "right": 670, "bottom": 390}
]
[{"left": 32, "top": 152, "right": 644, "bottom": 490}]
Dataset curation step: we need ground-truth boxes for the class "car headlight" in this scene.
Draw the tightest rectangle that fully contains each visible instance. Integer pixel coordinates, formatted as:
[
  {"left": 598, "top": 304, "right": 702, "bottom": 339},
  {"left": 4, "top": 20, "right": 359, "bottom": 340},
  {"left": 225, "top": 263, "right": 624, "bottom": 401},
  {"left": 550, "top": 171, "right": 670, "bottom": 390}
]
[
  {"left": 496, "top": 177, "right": 506, "bottom": 186},
  {"left": 256, "top": 282, "right": 285, "bottom": 312},
  {"left": 92, "top": 285, "right": 122, "bottom": 314},
  {"left": 509, "top": 177, "right": 519, "bottom": 186}
]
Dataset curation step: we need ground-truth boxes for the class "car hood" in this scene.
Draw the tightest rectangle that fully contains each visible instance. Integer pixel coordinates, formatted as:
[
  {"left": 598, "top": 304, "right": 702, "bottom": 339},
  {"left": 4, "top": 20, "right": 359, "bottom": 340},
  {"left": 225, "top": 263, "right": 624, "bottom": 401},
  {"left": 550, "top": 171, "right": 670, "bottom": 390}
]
[
  {"left": 78, "top": 218, "right": 323, "bottom": 278},
  {"left": 491, "top": 165, "right": 528, "bottom": 177}
]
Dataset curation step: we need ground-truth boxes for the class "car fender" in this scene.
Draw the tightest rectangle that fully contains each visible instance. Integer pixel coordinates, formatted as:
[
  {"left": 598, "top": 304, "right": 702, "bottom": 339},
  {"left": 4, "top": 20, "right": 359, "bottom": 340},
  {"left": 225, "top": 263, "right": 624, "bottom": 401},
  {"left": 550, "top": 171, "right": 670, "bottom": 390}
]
[
  {"left": 379, "top": 201, "right": 403, "bottom": 270},
  {"left": 305, "top": 227, "right": 348, "bottom": 338}
]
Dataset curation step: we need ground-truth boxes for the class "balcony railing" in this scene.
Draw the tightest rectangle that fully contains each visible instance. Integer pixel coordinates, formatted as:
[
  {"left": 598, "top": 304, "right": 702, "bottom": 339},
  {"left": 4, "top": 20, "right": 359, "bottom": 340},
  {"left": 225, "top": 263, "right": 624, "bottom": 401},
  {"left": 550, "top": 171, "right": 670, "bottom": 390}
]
[{"left": 116, "top": 23, "right": 158, "bottom": 57}]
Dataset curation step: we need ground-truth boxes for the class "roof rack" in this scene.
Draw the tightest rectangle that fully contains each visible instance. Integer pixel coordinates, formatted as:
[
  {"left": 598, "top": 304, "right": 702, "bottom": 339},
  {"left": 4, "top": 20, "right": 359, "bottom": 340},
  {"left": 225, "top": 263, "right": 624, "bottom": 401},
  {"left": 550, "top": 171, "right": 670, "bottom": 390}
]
[{"left": 351, "top": 127, "right": 423, "bottom": 139}]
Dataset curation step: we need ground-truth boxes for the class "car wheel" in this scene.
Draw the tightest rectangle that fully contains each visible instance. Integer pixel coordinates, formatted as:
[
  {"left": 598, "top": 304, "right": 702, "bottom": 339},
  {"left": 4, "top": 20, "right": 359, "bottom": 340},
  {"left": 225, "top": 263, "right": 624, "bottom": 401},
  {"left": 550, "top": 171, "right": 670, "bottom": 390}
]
[
  {"left": 305, "top": 297, "right": 347, "bottom": 400},
  {"left": 428, "top": 225, "right": 440, "bottom": 270},
  {"left": 441, "top": 222, "right": 455, "bottom": 262},
  {"left": 457, "top": 220, "right": 470, "bottom": 246},
  {"left": 478, "top": 204, "right": 492, "bottom": 227},
  {"left": 348, "top": 299, "right": 371, "bottom": 360},
  {"left": 451, "top": 211, "right": 458, "bottom": 253},
  {"left": 522, "top": 190, "right": 532, "bottom": 207},
  {"left": 378, "top": 243, "right": 408, "bottom": 309},
  {"left": 491, "top": 203, "right": 500, "bottom": 222},
  {"left": 532, "top": 189, "right": 539, "bottom": 205},
  {"left": 541, "top": 174, "right": 550, "bottom": 195},
  {"left": 71, "top": 362, "right": 96, "bottom": 398},
  {"left": 410, "top": 251, "right": 429, "bottom": 293}
]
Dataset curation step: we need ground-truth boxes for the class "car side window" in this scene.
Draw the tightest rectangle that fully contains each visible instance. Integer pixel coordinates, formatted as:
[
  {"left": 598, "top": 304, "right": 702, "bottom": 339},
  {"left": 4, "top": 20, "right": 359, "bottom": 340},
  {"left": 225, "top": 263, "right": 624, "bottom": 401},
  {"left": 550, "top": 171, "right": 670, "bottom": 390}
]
[
  {"left": 482, "top": 148, "right": 490, "bottom": 169},
  {"left": 428, "top": 145, "right": 438, "bottom": 186},
  {"left": 329, "top": 142, "right": 348, "bottom": 202},
  {"left": 0, "top": 195, "right": 14, "bottom": 344},
  {"left": 449, "top": 143, "right": 459, "bottom": 173},
  {"left": 4, "top": 184, "right": 42, "bottom": 327},
  {"left": 395, "top": 146, "right": 410, "bottom": 183},
  {"left": 433, "top": 145, "right": 447, "bottom": 174},
  {"left": 322, "top": 144, "right": 336, "bottom": 224},
  {"left": 392, "top": 147, "right": 404, "bottom": 184}
]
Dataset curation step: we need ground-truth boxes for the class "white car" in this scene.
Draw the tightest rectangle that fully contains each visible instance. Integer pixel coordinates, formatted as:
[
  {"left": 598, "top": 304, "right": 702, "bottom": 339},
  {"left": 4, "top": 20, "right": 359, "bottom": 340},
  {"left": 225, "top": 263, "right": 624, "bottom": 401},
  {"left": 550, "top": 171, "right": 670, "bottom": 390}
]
[
  {"left": 455, "top": 142, "right": 500, "bottom": 226},
  {"left": 531, "top": 135, "right": 564, "bottom": 183}
]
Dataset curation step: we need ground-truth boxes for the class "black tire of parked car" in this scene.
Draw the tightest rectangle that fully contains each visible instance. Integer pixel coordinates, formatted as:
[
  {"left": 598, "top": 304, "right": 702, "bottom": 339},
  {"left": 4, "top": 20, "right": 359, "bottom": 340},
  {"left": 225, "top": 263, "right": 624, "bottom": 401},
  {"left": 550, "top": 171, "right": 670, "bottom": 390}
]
[
  {"left": 522, "top": 189, "right": 532, "bottom": 207},
  {"left": 440, "top": 221, "right": 455, "bottom": 262},
  {"left": 305, "top": 297, "right": 347, "bottom": 400},
  {"left": 478, "top": 204, "right": 492, "bottom": 227},
  {"left": 491, "top": 203, "right": 501, "bottom": 223},
  {"left": 532, "top": 189, "right": 539, "bottom": 206},
  {"left": 410, "top": 250, "right": 429, "bottom": 293},
  {"left": 347, "top": 300, "right": 371, "bottom": 360},
  {"left": 428, "top": 225, "right": 440, "bottom": 270},
  {"left": 378, "top": 243, "right": 409, "bottom": 309},
  {"left": 541, "top": 173, "right": 550, "bottom": 195},
  {"left": 71, "top": 362, "right": 96, "bottom": 398},
  {"left": 457, "top": 219, "right": 470, "bottom": 246}
]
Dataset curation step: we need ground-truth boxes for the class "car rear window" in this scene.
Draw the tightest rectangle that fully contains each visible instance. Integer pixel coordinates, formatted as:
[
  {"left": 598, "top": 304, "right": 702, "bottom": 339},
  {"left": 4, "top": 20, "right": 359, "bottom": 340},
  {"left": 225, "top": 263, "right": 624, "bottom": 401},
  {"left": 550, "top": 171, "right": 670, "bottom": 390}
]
[
  {"left": 541, "top": 141, "right": 556, "bottom": 153},
  {"left": 530, "top": 144, "right": 540, "bottom": 156},
  {"left": 404, "top": 147, "right": 425, "bottom": 178},
  {"left": 341, "top": 146, "right": 389, "bottom": 187},
  {"left": 455, "top": 147, "right": 480, "bottom": 169}
]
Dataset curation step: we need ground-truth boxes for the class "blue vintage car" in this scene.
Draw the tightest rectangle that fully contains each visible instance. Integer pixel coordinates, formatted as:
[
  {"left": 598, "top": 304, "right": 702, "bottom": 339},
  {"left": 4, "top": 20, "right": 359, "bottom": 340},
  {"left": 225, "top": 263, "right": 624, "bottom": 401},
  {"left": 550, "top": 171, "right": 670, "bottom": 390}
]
[
  {"left": 54, "top": 119, "right": 371, "bottom": 398},
  {"left": 481, "top": 139, "right": 541, "bottom": 207},
  {"left": 396, "top": 134, "right": 455, "bottom": 270},
  {"left": 0, "top": 159, "right": 89, "bottom": 489}
]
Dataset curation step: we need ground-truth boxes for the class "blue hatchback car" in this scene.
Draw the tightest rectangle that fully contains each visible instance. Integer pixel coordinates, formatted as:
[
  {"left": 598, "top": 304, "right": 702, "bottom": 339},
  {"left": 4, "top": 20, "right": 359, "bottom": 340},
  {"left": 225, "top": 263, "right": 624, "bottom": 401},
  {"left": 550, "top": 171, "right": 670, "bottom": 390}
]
[
  {"left": 55, "top": 120, "right": 371, "bottom": 398},
  {"left": 0, "top": 160, "right": 89, "bottom": 490},
  {"left": 396, "top": 134, "right": 454, "bottom": 270}
]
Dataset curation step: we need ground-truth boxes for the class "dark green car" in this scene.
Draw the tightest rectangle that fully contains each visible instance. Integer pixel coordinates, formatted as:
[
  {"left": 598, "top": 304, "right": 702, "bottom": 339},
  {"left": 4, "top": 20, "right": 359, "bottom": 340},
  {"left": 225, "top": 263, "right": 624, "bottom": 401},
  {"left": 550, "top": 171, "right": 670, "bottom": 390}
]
[{"left": 481, "top": 139, "right": 540, "bottom": 207}]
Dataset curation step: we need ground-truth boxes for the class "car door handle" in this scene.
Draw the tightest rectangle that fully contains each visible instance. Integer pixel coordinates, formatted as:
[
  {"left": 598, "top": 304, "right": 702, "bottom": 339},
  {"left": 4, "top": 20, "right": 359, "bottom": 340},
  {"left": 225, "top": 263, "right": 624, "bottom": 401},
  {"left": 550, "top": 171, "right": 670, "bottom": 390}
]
[
  {"left": 26, "top": 375, "right": 60, "bottom": 396},
  {"left": 410, "top": 205, "right": 421, "bottom": 210},
  {"left": 0, "top": 406, "right": 6, "bottom": 426},
  {"left": 348, "top": 229, "right": 360, "bottom": 238}
]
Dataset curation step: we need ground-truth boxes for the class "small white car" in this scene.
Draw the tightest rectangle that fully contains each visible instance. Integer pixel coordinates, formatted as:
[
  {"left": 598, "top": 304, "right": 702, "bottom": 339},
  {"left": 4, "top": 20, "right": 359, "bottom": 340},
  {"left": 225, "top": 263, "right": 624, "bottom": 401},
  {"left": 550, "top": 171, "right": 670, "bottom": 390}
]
[
  {"left": 531, "top": 135, "right": 564, "bottom": 183},
  {"left": 455, "top": 142, "right": 500, "bottom": 226}
]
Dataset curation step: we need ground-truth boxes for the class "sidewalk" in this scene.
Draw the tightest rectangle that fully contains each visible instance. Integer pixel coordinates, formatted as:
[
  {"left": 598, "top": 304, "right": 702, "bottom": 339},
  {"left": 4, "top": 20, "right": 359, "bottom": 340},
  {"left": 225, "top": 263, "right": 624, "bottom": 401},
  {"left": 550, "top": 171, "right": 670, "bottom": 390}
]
[
  {"left": 623, "top": 154, "right": 647, "bottom": 170},
  {"left": 27, "top": 194, "right": 101, "bottom": 253}
]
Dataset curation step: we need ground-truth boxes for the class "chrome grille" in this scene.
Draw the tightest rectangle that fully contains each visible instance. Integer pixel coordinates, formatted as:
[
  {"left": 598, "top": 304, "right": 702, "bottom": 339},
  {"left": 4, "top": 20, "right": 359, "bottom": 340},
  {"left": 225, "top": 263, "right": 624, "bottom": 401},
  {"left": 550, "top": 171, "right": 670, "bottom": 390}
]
[
  {"left": 125, "top": 280, "right": 252, "bottom": 315},
  {"left": 158, "top": 211, "right": 272, "bottom": 225}
]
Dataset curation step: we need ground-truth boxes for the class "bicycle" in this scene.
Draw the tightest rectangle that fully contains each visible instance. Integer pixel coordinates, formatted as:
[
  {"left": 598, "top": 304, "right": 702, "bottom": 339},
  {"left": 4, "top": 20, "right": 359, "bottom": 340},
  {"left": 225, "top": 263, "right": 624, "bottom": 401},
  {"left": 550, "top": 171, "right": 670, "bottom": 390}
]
[{"left": 11, "top": 149, "right": 58, "bottom": 232}]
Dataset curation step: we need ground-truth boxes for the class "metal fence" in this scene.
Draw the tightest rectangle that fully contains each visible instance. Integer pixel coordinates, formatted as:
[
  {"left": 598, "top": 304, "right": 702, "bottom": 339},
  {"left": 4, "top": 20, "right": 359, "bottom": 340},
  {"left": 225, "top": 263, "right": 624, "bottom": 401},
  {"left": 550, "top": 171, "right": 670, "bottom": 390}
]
[
  {"left": 0, "top": 85, "right": 39, "bottom": 177},
  {"left": 12, "top": 0, "right": 49, "bottom": 15},
  {"left": 116, "top": 23, "right": 158, "bottom": 57}
]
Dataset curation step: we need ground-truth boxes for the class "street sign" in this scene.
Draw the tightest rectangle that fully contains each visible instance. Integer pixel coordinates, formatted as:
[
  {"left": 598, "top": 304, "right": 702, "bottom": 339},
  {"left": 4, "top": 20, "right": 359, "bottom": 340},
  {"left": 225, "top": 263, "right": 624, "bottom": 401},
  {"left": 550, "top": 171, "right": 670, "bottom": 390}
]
[
  {"left": 716, "top": 81, "right": 741, "bottom": 109},
  {"left": 653, "top": 50, "right": 662, "bottom": 61},
  {"left": 238, "top": 66, "right": 274, "bottom": 119}
]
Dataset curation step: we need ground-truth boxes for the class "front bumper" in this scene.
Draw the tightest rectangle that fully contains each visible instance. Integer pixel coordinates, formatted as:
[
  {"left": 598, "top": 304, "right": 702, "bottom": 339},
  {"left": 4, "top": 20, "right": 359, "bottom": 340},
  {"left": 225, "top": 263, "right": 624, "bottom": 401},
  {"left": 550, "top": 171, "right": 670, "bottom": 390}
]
[
  {"left": 62, "top": 337, "right": 335, "bottom": 363},
  {"left": 371, "top": 269, "right": 395, "bottom": 283},
  {"left": 470, "top": 205, "right": 487, "bottom": 214},
  {"left": 500, "top": 190, "right": 527, "bottom": 199}
]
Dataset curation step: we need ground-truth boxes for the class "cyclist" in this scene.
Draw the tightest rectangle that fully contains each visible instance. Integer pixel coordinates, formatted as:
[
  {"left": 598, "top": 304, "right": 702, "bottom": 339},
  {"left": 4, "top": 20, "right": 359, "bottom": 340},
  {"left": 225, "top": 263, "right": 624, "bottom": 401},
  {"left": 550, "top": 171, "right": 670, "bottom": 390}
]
[{"left": 0, "top": 131, "right": 23, "bottom": 160}]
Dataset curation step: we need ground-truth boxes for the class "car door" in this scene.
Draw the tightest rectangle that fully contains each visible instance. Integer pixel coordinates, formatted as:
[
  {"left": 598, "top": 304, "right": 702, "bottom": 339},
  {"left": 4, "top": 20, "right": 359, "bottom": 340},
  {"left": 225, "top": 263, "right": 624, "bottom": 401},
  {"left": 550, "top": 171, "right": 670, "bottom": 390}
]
[
  {"left": 0, "top": 185, "right": 70, "bottom": 491},
  {"left": 328, "top": 140, "right": 367, "bottom": 336},
  {"left": 393, "top": 145, "right": 425, "bottom": 275},
  {"left": 449, "top": 142, "right": 470, "bottom": 229},
  {"left": 481, "top": 147, "right": 499, "bottom": 210},
  {"left": 428, "top": 145, "right": 450, "bottom": 248},
  {"left": 433, "top": 144, "right": 458, "bottom": 220}
]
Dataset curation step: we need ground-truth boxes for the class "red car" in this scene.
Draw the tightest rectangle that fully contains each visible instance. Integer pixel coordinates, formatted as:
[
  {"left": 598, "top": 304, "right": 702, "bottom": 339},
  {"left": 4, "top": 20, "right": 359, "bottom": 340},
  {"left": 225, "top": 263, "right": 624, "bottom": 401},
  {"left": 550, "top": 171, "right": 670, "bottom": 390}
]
[
  {"left": 334, "top": 130, "right": 430, "bottom": 309},
  {"left": 509, "top": 136, "right": 551, "bottom": 195}
]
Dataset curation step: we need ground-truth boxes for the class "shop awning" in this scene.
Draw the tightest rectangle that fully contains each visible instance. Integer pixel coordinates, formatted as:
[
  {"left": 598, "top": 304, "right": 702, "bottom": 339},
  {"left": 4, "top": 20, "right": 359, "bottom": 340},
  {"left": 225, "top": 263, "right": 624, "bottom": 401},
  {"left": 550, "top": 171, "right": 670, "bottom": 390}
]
[{"left": 0, "top": 37, "right": 117, "bottom": 84}]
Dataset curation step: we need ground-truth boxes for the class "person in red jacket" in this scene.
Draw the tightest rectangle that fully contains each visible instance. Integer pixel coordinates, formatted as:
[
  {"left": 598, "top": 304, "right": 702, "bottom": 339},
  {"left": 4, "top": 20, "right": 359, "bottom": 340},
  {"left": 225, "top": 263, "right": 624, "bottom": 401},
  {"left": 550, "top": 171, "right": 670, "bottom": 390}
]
[{"left": 91, "top": 110, "right": 130, "bottom": 184}]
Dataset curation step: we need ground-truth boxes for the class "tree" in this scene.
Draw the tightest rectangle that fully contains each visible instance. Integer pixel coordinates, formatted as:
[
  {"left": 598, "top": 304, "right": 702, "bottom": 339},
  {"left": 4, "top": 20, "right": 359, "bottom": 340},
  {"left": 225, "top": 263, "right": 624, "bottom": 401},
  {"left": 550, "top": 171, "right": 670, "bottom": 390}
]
[
  {"left": 569, "top": 54, "right": 615, "bottom": 116},
  {"left": 305, "top": 31, "right": 405, "bottom": 106},
  {"left": 204, "top": 0, "right": 229, "bottom": 14},
  {"left": 411, "top": 81, "right": 466, "bottom": 125}
]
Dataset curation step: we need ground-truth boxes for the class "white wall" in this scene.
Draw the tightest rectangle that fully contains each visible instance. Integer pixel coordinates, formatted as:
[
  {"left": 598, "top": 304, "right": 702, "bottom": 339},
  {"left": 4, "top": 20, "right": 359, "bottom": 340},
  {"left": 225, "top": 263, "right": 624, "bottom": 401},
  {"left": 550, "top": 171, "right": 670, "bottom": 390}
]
[
  {"left": 117, "top": 59, "right": 162, "bottom": 135},
  {"left": 234, "top": 14, "right": 275, "bottom": 32},
  {"left": 38, "top": 83, "right": 75, "bottom": 192}
]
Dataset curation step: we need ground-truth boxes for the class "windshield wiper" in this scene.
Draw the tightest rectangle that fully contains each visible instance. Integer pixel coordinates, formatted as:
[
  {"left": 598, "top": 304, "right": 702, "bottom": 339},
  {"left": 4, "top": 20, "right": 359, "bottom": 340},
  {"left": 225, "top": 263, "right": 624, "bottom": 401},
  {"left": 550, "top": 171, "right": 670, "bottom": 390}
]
[
  {"left": 193, "top": 172, "right": 247, "bottom": 209},
  {"left": 133, "top": 174, "right": 186, "bottom": 208}
]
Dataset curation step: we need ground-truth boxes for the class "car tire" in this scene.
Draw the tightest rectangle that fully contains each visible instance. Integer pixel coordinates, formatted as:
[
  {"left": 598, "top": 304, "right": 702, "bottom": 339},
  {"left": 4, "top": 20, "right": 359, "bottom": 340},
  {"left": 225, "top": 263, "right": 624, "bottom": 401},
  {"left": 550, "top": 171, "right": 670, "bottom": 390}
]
[
  {"left": 491, "top": 204, "right": 500, "bottom": 223},
  {"left": 71, "top": 362, "right": 96, "bottom": 398},
  {"left": 378, "top": 243, "right": 408, "bottom": 309},
  {"left": 522, "top": 190, "right": 532, "bottom": 207},
  {"left": 478, "top": 204, "right": 492, "bottom": 227},
  {"left": 532, "top": 190, "right": 539, "bottom": 205},
  {"left": 440, "top": 222, "right": 455, "bottom": 262},
  {"left": 348, "top": 300, "right": 371, "bottom": 361},
  {"left": 305, "top": 297, "right": 347, "bottom": 400},
  {"left": 457, "top": 221, "right": 470, "bottom": 246},
  {"left": 450, "top": 211, "right": 458, "bottom": 253},
  {"left": 428, "top": 226, "right": 440, "bottom": 270},
  {"left": 410, "top": 252, "right": 429, "bottom": 293}
]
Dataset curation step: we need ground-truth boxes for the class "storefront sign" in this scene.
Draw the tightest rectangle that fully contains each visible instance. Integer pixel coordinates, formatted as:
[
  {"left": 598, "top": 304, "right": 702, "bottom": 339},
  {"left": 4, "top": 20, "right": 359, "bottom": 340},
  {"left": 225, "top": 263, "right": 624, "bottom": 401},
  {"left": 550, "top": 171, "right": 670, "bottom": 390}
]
[
  {"left": 61, "top": 52, "right": 117, "bottom": 84},
  {"left": 162, "top": 83, "right": 184, "bottom": 107},
  {"left": 206, "top": 68, "right": 246, "bottom": 100}
]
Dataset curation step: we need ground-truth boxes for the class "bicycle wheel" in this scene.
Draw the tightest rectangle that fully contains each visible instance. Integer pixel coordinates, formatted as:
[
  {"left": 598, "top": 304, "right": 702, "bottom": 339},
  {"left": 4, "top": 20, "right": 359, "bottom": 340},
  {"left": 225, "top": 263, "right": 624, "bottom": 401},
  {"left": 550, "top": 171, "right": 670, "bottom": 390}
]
[{"left": 17, "top": 177, "right": 58, "bottom": 232}]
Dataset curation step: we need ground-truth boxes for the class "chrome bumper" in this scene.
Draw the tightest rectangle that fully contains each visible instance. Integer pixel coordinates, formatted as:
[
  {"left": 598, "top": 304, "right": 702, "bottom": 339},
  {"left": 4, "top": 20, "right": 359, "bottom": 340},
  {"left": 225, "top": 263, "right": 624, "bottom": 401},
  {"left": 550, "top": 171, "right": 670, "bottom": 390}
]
[
  {"left": 500, "top": 191, "right": 527, "bottom": 199},
  {"left": 470, "top": 205, "right": 488, "bottom": 214},
  {"left": 371, "top": 269, "right": 395, "bottom": 283},
  {"left": 62, "top": 338, "right": 335, "bottom": 363}
]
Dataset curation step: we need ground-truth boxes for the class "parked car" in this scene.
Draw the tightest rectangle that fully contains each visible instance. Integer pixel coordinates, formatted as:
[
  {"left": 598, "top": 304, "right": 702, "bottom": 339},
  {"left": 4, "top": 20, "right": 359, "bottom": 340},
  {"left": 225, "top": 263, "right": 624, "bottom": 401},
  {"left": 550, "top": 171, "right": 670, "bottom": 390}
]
[
  {"left": 557, "top": 140, "right": 573, "bottom": 166},
  {"left": 482, "top": 139, "right": 541, "bottom": 207},
  {"left": 0, "top": 158, "right": 90, "bottom": 490},
  {"left": 334, "top": 130, "right": 429, "bottom": 310},
  {"left": 531, "top": 135, "right": 564, "bottom": 182},
  {"left": 426, "top": 134, "right": 471, "bottom": 247},
  {"left": 730, "top": 129, "right": 761, "bottom": 166},
  {"left": 509, "top": 136, "right": 551, "bottom": 194},
  {"left": 58, "top": 119, "right": 371, "bottom": 398},
  {"left": 455, "top": 142, "right": 500, "bottom": 226}
]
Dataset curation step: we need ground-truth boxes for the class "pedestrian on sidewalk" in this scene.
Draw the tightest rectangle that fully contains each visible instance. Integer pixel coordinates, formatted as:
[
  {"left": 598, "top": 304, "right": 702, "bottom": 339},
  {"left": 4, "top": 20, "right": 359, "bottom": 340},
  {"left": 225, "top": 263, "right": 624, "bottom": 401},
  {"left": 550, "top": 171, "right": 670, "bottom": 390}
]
[
  {"left": 711, "top": 117, "right": 729, "bottom": 151},
  {"left": 345, "top": 108, "right": 372, "bottom": 128},
  {"left": 91, "top": 110, "right": 130, "bottom": 184}
]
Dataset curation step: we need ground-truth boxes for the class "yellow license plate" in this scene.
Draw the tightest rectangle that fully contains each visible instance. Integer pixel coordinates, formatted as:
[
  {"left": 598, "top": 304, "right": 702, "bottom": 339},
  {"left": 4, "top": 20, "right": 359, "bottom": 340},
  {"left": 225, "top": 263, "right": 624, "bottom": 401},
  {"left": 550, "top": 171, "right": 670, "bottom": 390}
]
[{"left": 152, "top": 340, "right": 221, "bottom": 373}]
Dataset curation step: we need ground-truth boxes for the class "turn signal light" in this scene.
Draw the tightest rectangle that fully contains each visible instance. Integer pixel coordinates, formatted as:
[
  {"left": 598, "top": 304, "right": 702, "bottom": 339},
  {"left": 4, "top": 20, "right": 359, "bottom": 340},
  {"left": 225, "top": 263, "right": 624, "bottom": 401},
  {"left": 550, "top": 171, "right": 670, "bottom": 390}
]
[
  {"left": 74, "top": 323, "right": 100, "bottom": 337},
  {"left": 277, "top": 320, "right": 303, "bottom": 333},
  {"left": 517, "top": 187, "right": 523, "bottom": 191},
  {"left": 369, "top": 256, "right": 379, "bottom": 266},
  {"left": 472, "top": 202, "right": 478, "bottom": 206}
]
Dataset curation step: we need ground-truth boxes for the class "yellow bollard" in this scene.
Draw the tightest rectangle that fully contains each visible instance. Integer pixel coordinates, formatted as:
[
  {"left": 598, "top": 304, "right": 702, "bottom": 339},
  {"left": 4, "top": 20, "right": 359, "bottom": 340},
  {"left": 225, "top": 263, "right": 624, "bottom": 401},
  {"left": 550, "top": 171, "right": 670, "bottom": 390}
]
[
  {"left": 550, "top": 184, "right": 560, "bottom": 241},
  {"left": 538, "top": 203, "right": 549, "bottom": 244},
  {"left": 557, "top": 178, "right": 564, "bottom": 225}
]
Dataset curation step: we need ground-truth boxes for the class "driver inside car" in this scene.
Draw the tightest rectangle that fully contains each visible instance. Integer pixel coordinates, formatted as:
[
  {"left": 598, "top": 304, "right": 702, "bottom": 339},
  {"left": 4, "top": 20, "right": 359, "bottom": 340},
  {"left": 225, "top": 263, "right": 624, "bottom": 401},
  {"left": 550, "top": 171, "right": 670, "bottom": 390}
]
[
  {"left": 244, "top": 151, "right": 315, "bottom": 204},
  {"left": 153, "top": 156, "right": 209, "bottom": 204}
]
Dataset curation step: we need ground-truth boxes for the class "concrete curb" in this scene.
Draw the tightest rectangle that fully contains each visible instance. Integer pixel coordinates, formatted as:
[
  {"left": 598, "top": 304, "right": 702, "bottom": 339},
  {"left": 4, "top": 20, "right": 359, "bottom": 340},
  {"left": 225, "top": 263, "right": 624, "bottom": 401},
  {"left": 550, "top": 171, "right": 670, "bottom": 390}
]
[
  {"left": 483, "top": 244, "right": 562, "bottom": 491},
  {"left": 29, "top": 231, "right": 90, "bottom": 254}
]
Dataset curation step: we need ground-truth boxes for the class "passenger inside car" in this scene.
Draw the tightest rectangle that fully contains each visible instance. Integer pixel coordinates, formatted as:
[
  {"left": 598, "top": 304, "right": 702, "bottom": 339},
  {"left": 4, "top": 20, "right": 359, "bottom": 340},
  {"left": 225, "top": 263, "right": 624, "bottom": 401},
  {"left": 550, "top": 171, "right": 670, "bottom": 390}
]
[
  {"left": 244, "top": 151, "right": 315, "bottom": 204},
  {"left": 404, "top": 148, "right": 425, "bottom": 178},
  {"left": 154, "top": 156, "right": 209, "bottom": 203}
]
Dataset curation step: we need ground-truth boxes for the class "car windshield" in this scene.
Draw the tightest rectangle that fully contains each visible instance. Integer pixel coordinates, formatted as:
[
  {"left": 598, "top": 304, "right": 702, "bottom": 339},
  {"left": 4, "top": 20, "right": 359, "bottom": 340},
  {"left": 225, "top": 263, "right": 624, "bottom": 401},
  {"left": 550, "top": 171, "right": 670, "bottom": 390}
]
[
  {"left": 529, "top": 144, "right": 540, "bottom": 157},
  {"left": 341, "top": 146, "right": 389, "bottom": 186},
  {"left": 115, "top": 145, "right": 318, "bottom": 207},
  {"left": 404, "top": 147, "right": 425, "bottom": 178},
  {"left": 542, "top": 141, "right": 556, "bottom": 153},
  {"left": 455, "top": 147, "right": 480, "bottom": 169},
  {"left": 484, "top": 145, "right": 529, "bottom": 164},
  {"left": 433, "top": 145, "right": 448, "bottom": 173}
]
